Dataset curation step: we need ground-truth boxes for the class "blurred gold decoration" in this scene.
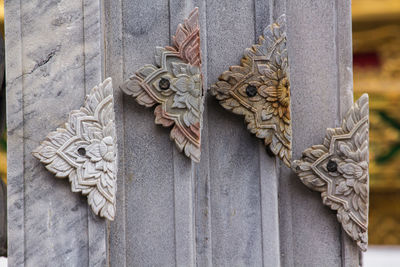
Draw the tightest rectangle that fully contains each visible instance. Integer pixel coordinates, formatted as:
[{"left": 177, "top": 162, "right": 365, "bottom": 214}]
[
  {"left": 353, "top": 26, "right": 400, "bottom": 191},
  {"left": 368, "top": 192, "right": 400, "bottom": 245},
  {"left": 352, "top": 0, "right": 400, "bottom": 22},
  {"left": 354, "top": 90, "right": 400, "bottom": 191},
  {"left": 0, "top": 0, "right": 3, "bottom": 37},
  {"left": 353, "top": 2, "right": 400, "bottom": 245},
  {"left": 0, "top": 151, "right": 4, "bottom": 184}
]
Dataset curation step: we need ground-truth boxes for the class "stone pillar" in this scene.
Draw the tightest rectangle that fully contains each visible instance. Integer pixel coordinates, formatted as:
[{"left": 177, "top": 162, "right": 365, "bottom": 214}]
[{"left": 6, "top": 0, "right": 359, "bottom": 266}]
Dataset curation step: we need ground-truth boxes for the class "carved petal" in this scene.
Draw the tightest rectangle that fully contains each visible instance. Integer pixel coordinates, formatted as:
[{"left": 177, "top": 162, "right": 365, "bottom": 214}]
[
  {"left": 120, "top": 8, "right": 203, "bottom": 162},
  {"left": 32, "top": 78, "right": 117, "bottom": 221},
  {"left": 210, "top": 14, "right": 291, "bottom": 167},
  {"left": 292, "top": 94, "right": 369, "bottom": 251},
  {"left": 172, "top": 7, "right": 201, "bottom": 66}
]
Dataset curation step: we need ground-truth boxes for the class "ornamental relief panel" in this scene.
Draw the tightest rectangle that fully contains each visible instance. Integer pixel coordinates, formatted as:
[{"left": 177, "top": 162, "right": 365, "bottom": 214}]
[
  {"left": 292, "top": 94, "right": 369, "bottom": 251},
  {"left": 33, "top": 78, "right": 118, "bottom": 221},
  {"left": 120, "top": 8, "right": 203, "bottom": 162}
]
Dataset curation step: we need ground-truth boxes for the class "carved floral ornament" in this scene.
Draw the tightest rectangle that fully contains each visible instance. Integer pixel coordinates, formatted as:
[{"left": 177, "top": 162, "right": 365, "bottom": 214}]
[
  {"left": 211, "top": 14, "right": 291, "bottom": 167},
  {"left": 33, "top": 78, "right": 117, "bottom": 221},
  {"left": 120, "top": 8, "right": 203, "bottom": 162},
  {"left": 292, "top": 94, "right": 370, "bottom": 251}
]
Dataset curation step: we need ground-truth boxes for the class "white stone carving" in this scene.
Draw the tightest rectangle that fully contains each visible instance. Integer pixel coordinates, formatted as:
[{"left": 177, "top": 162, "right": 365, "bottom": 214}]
[
  {"left": 292, "top": 94, "right": 369, "bottom": 251},
  {"left": 32, "top": 78, "right": 117, "bottom": 221}
]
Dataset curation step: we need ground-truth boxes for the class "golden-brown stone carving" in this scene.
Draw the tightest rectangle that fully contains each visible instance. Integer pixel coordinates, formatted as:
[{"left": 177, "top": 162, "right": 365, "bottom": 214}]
[{"left": 210, "top": 15, "right": 291, "bottom": 167}]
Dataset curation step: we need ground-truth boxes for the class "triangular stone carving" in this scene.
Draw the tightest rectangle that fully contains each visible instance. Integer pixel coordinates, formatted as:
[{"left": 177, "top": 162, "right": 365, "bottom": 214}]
[
  {"left": 210, "top": 15, "right": 291, "bottom": 166},
  {"left": 120, "top": 8, "right": 203, "bottom": 162},
  {"left": 292, "top": 94, "right": 369, "bottom": 251},
  {"left": 32, "top": 78, "right": 117, "bottom": 221}
]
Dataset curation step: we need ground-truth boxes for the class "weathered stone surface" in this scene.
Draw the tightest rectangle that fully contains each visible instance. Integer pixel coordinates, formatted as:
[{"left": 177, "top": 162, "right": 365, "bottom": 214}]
[
  {"left": 293, "top": 94, "right": 369, "bottom": 251},
  {"left": 6, "top": 0, "right": 106, "bottom": 265}
]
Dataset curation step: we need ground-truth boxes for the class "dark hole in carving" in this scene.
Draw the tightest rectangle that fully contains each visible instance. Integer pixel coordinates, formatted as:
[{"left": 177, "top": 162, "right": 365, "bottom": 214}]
[
  {"left": 78, "top": 147, "right": 86, "bottom": 156},
  {"left": 265, "top": 146, "right": 275, "bottom": 157},
  {"left": 159, "top": 78, "right": 170, "bottom": 90},
  {"left": 327, "top": 160, "right": 337, "bottom": 172},
  {"left": 245, "top": 85, "right": 257, "bottom": 97}
]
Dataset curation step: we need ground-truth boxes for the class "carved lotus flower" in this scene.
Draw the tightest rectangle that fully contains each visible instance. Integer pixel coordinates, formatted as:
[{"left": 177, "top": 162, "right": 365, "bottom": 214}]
[
  {"left": 170, "top": 63, "right": 202, "bottom": 128},
  {"left": 84, "top": 136, "right": 115, "bottom": 171},
  {"left": 260, "top": 67, "right": 290, "bottom": 115}
]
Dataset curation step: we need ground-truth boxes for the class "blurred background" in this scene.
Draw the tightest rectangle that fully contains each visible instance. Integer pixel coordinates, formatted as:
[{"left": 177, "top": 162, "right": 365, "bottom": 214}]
[
  {"left": 0, "top": 0, "right": 398, "bottom": 266},
  {"left": 353, "top": 0, "right": 400, "bottom": 265},
  {"left": 353, "top": 0, "right": 400, "bottom": 245}
]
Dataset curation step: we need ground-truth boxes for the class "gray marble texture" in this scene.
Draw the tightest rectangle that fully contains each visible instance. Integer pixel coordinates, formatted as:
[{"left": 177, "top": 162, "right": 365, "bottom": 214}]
[
  {"left": 6, "top": 0, "right": 359, "bottom": 266},
  {"left": 6, "top": 0, "right": 106, "bottom": 266}
]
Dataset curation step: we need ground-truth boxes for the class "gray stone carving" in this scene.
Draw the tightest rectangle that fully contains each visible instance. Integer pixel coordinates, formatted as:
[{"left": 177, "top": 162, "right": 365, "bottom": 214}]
[
  {"left": 292, "top": 94, "right": 369, "bottom": 251},
  {"left": 210, "top": 14, "right": 291, "bottom": 167},
  {"left": 32, "top": 78, "right": 117, "bottom": 221},
  {"left": 120, "top": 8, "right": 203, "bottom": 162}
]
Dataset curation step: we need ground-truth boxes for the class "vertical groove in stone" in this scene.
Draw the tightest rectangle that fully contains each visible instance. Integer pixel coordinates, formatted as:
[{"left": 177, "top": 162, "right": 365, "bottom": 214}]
[
  {"left": 254, "top": 0, "right": 282, "bottom": 265},
  {"left": 5, "top": 0, "right": 25, "bottom": 265},
  {"left": 172, "top": 148, "right": 195, "bottom": 266},
  {"left": 276, "top": 2, "right": 296, "bottom": 265},
  {"left": 194, "top": 1, "right": 212, "bottom": 266},
  {"left": 281, "top": 0, "right": 358, "bottom": 265},
  {"left": 120, "top": 2, "right": 126, "bottom": 265},
  {"left": 83, "top": 0, "right": 107, "bottom": 265},
  {"left": 168, "top": 2, "right": 197, "bottom": 266},
  {"left": 335, "top": 0, "right": 360, "bottom": 266},
  {"left": 206, "top": 1, "right": 264, "bottom": 266},
  {"left": 118, "top": 1, "right": 174, "bottom": 265},
  {"left": 104, "top": 0, "right": 127, "bottom": 265},
  {"left": 336, "top": 0, "right": 354, "bottom": 123}
]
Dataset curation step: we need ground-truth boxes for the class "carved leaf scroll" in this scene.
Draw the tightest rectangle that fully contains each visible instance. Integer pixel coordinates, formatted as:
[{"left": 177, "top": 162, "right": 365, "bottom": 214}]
[
  {"left": 32, "top": 78, "right": 117, "bottom": 221},
  {"left": 292, "top": 94, "right": 369, "bottom": 251},
  {"left": 120, "top": 8, "right": 203, "bottom": 162},
  {"left": 210, "top": 15, "right": 291, "bottom": 167}
]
